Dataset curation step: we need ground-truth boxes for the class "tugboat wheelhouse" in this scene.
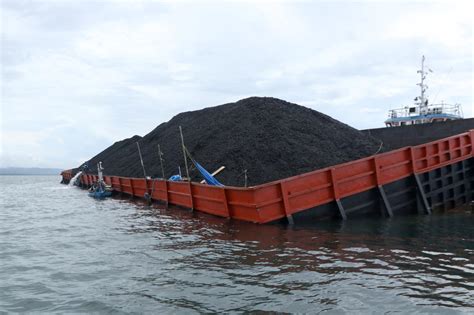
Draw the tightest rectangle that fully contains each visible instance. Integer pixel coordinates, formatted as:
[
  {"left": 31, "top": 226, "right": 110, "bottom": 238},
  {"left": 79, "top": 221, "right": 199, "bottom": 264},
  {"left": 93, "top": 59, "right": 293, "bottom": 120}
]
[{"left": 385, "top": 56, "right": 463, "bottom": 127}]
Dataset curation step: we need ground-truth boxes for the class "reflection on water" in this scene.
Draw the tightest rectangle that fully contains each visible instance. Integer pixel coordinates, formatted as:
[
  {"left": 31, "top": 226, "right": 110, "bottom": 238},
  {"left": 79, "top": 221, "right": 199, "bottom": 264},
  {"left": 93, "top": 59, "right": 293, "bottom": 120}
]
[{"left": 0, "top": 176, "right": 473, "bottom": 313}]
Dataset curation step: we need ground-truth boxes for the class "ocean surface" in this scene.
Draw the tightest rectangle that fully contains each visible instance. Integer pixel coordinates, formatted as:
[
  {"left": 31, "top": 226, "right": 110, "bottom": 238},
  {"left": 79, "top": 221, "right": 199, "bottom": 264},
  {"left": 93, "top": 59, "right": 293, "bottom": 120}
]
[{"left": 1, "top": 175, "right": 473, "bottom": 314}]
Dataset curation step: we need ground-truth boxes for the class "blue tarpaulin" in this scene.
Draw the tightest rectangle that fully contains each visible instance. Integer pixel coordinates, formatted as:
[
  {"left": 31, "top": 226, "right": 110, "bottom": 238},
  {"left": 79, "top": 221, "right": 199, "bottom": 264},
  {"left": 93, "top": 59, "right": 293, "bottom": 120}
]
[
  {"left": 182, "top": 147, "right": 223, "bottom": 186},
  {"left": 169, "top": 174, "right": 183, "bottom": 181},
  {"left": 192, "top": 159, "right": 223, "bottom": 186}
]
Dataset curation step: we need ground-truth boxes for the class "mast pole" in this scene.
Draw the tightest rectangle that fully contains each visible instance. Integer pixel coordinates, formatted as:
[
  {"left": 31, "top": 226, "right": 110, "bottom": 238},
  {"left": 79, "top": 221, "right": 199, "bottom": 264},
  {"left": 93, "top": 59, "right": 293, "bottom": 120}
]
[
  {"left": 136, "top": 142, "right": 147, "bottom": 178},
  {"left": 179, "top": 126, "right": 190, "bottom": 181},
  {"left": 420, "top": 55, "right": 425, "bottom": 108},
  {"left": 98, "top": 161, "right": 104, "bottom": 182},
  {"left": 158, "top": 144, "right": 165, "bottom": 179},
  {"left": 417, "top": 55, "right": 429, "bottom": 115},
  {"left": 136, "top": 141, "right": 150, "bottom": 193}
]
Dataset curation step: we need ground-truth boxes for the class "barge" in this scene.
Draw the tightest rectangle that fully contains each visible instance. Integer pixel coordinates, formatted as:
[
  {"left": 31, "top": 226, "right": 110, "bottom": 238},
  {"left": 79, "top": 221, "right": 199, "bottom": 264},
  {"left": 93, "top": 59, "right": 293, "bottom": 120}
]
[{"left": 61, "top": 128, "right": 474, "bottom": 224}]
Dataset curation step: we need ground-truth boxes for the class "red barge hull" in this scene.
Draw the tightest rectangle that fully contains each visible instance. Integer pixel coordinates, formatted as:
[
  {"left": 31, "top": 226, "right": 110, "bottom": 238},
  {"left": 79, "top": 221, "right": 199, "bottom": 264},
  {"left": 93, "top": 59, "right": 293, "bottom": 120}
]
[{"left": 61, "top": 130, "right": 474, "bottom": 224}]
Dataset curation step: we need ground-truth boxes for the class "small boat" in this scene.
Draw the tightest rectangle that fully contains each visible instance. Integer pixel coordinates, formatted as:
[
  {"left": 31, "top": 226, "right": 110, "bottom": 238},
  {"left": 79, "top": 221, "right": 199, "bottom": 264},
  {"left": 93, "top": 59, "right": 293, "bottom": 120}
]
[
  {"left": 88, "top": 184, "right": 112, "bottom": 198},
  {"left": 88, "top": 162, "right": 113, "bottom": 199},
  {"left": 385, "top": 56, "right": 463, "bottom": 127}
]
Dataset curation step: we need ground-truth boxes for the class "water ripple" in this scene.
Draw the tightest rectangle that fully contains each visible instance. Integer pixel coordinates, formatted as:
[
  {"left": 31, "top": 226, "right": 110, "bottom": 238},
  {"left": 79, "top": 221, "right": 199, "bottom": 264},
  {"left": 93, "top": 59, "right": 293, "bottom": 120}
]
[{"left": 1, "top": 175, "right": 473, "bottom": 313}]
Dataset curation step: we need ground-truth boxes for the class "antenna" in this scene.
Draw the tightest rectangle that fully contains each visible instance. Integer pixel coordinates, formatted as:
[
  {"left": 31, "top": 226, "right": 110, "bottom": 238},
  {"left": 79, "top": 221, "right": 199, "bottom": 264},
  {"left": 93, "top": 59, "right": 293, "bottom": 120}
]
[{"left": 416, "top": 55, "right": 430, "bottom": 114}]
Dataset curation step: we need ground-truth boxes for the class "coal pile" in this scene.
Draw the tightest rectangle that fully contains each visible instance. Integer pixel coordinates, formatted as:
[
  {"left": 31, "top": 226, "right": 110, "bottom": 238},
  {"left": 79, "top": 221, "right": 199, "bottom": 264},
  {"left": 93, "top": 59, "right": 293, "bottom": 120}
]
[{"left": 81, "top": 97, "right": 385, "bottom": 187}]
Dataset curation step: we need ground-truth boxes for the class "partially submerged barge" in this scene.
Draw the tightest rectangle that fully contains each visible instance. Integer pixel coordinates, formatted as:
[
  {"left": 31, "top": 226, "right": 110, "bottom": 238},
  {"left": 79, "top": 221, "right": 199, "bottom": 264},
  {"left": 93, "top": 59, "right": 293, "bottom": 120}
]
[{"left": 61, "top": 127, "right": 474, "bottom": 224}]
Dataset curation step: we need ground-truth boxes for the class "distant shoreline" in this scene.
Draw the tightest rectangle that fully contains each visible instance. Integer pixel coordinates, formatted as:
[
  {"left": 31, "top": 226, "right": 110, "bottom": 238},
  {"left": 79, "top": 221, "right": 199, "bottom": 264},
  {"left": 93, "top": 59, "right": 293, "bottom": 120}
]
[
  {"left": 0, "top": 168, "right": 62, "bottom": 176},
  {"left": 0, "top": 174, "right": 61, "bottom": 176}
]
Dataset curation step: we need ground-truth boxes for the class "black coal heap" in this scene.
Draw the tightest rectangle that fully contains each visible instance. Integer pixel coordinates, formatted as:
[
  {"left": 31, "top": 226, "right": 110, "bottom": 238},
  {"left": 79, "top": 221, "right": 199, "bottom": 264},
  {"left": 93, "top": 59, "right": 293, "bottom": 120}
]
[{"left": 82, "top": 97, "right": 384, "bottom": 186}]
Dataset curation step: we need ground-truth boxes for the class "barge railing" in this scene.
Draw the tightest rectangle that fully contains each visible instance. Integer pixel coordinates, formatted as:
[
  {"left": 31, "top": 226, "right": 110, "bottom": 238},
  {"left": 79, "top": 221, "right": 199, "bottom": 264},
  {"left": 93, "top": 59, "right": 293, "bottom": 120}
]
[{"left": 61, "top": 130, "right": 474, "bottom": 224}]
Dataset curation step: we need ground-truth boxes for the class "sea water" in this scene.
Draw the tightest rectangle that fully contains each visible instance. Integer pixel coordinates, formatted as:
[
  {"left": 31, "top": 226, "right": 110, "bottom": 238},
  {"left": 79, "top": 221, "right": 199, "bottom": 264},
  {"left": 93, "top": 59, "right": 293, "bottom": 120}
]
[{"left": 0, "top": 175, "right": 473, "bottom": 313}]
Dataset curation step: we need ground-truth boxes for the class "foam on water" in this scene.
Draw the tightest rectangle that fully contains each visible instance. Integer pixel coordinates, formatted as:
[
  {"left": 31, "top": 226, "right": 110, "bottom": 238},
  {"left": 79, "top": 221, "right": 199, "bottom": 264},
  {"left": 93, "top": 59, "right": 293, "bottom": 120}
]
[{"left": 68, "top": 171, "right": 82, "bottom": 186}]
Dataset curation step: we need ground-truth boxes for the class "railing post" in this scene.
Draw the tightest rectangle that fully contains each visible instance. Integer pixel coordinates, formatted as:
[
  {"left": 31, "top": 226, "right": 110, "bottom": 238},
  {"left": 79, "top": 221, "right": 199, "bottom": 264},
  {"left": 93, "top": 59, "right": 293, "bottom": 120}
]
[
  {"left": 144, "top": 178, "right": 152, "bottom": 205},
  {"left": 378, "top": 185, "right": 393, "bottom": 217},
  {"left": 373, "top": 156, "right": 393, "bottom": 217},
  {"left": 410, "top": 147, "right": 418, "bottom": 173},
  {"left": 373, "top": 156, "right": 381, "bottom": 184},
  {"left": 221, "top": 188, "right": 231, "bottom": 219},
  {"left": 188, "top": 182, "right": 194, "bottom": 211},
  {"left": 130, "top": 178, "right": 135, "bottom": 197},
  {"left": 279, "top": 182, "right": 294, "bottom": 224},
  {"left": 414, "top": 173, "right": 432, "bottom": 215},
  {"left": 463, "top": 159, "right": 473, "bottom": 202},
  {"left": 330, "top": 168, "right": 346, "bottom": 220},
  {"left": 470, "top": 130, "right": 474, "bottom": 157},
  {"left": 117, "top": 177, "right": 122, "bottom": 195},
  {"left": 164, "top": 180, "right": 169, "bottom": 207},
  {"left": 411, "top": 142, "right": 431, "bottom": 214},
  {"left": 330, "top": 168, "right": 339, "bottom": 199}
]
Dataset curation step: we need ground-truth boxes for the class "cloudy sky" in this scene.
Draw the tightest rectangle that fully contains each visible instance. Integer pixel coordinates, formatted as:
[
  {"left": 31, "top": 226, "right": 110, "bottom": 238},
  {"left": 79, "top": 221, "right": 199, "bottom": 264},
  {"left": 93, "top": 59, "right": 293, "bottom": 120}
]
[{"left": 1, "top": 0, "right": 472, "bottom": 169}]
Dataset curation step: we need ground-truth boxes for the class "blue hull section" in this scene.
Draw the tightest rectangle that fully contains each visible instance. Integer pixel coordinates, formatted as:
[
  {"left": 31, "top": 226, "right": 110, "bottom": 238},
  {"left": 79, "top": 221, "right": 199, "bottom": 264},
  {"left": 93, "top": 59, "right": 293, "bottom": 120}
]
[{"left": 88, "top": 191, "right": 112, "bottom": 199}]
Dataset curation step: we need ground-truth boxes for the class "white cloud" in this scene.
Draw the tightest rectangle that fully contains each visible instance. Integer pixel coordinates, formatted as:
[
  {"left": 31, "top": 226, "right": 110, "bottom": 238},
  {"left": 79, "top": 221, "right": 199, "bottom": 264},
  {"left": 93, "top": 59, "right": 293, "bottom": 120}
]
[
  {"left": 1, "top": 0, "right": 472, "bottom": 168},
  {"left": 386, "top": 2, "right": 473, "bottom": 52}
]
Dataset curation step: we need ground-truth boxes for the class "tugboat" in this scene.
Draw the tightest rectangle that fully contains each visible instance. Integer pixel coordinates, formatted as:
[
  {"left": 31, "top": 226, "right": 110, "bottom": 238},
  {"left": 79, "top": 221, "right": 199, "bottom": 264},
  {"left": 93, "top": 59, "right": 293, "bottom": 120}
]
[
  {"left": 89, "top": 161, "right": 112, "bottom": 199},
  {"left": 385, "top": 56, "right": 463, "bottom": 127}
]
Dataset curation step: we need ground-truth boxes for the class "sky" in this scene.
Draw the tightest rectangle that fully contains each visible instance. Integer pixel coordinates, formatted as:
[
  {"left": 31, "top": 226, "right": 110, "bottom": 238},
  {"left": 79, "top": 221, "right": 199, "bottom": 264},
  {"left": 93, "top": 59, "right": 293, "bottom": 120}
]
[{"left": 1, "top": 0, "right": 473, "bottom": 169}]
